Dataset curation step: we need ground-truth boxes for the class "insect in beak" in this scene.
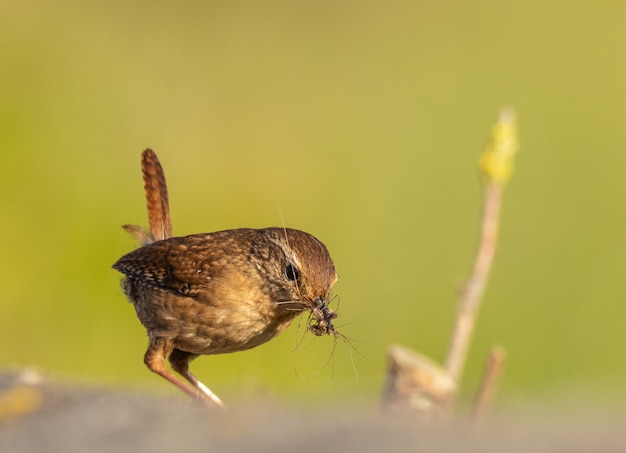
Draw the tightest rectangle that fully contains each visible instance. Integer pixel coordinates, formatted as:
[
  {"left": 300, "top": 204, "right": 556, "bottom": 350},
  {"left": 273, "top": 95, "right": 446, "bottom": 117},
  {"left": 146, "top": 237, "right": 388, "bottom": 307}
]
[{"left": 309, "top": 297, "right": 337, "bottom": 336}]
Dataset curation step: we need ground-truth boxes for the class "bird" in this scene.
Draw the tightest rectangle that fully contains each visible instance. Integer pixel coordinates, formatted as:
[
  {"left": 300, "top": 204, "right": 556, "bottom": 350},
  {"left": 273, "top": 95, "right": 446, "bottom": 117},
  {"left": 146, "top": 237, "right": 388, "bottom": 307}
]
[{"left": 112, "top": 149, "right": 338, "bottom": 408}]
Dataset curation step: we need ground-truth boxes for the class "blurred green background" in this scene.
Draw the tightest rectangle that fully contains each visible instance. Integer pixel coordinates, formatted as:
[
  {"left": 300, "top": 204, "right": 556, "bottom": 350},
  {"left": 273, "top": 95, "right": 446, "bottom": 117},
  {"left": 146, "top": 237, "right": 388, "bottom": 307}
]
[{"left": 2, "top": 0, "right": 626, "bottom": 408}]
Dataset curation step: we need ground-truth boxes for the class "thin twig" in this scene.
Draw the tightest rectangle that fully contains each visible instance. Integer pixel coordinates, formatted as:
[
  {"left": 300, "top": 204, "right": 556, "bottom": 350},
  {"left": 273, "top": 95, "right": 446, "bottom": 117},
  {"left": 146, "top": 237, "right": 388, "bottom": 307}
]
[
  {"left": 444, "top": 183, "right": 502, "bottom": 384},
  {"left": 471, "top": 346, "right": 506, "bottom": 422},
  {"left": 444, "top": 109, "right": 518, "bottom": 385}
]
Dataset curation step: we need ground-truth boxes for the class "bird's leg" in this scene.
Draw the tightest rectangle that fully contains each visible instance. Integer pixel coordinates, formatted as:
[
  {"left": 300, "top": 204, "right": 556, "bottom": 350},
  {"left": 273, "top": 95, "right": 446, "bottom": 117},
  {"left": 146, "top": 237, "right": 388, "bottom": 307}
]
[
  {"left": 169, "top": 348, "right": 226, "bottom": 409},
  {"left": 144, "top": 339, "right": 205, "bottom": 404}
]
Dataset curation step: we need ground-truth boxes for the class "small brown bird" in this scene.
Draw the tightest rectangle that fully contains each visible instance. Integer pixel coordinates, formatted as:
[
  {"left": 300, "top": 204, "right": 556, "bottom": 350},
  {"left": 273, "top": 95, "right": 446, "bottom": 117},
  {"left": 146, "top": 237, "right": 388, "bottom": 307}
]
[{"left": 113, "top": 150, "right": 338, "bottom": 408}]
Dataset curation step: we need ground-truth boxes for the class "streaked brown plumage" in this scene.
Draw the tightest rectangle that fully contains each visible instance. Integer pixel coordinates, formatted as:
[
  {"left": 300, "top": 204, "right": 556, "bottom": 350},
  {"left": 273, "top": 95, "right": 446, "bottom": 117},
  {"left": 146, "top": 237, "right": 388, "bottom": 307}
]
[{"left": 112, "top": 150, "right": 338, "bottom": 408}]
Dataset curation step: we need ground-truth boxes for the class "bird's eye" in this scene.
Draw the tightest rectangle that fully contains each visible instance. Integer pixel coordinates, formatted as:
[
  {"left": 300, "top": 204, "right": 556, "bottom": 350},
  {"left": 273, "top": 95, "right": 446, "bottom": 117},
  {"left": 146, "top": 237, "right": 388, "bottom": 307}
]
[{"left": 285, "top": 264, "right": 300, "bottom": 281}]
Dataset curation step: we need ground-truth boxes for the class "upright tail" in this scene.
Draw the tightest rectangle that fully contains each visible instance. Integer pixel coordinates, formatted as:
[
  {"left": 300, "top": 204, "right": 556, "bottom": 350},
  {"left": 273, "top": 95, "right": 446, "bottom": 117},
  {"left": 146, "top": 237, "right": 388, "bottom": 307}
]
[
  {"left": 122, "top": 149, "right": 173, "bottom": 245},
  {"left": 141, "top": 148, "right": 172, "bottom": 242}
]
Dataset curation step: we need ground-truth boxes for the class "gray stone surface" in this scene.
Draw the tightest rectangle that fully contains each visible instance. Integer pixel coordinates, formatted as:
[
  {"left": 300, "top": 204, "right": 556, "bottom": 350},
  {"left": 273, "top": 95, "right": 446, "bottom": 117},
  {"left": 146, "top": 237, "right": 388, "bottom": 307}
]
[{"left": 1, "top": 370, "right": 625, "bottom": 453}]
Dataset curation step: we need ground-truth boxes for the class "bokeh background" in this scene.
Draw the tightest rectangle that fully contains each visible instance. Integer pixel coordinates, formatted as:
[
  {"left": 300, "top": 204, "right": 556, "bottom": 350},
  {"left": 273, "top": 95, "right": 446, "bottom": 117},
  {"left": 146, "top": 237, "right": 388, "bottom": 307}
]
[{"left": 2, "top": 0, "right": 626, "bottom": 409}]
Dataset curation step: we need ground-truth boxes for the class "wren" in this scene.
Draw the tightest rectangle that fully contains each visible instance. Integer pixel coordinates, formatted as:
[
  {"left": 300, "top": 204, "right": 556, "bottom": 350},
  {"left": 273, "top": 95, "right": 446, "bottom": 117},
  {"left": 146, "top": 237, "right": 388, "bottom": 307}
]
[{"left": 112, "top": 149, "right": 338, "bottom": 408}]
